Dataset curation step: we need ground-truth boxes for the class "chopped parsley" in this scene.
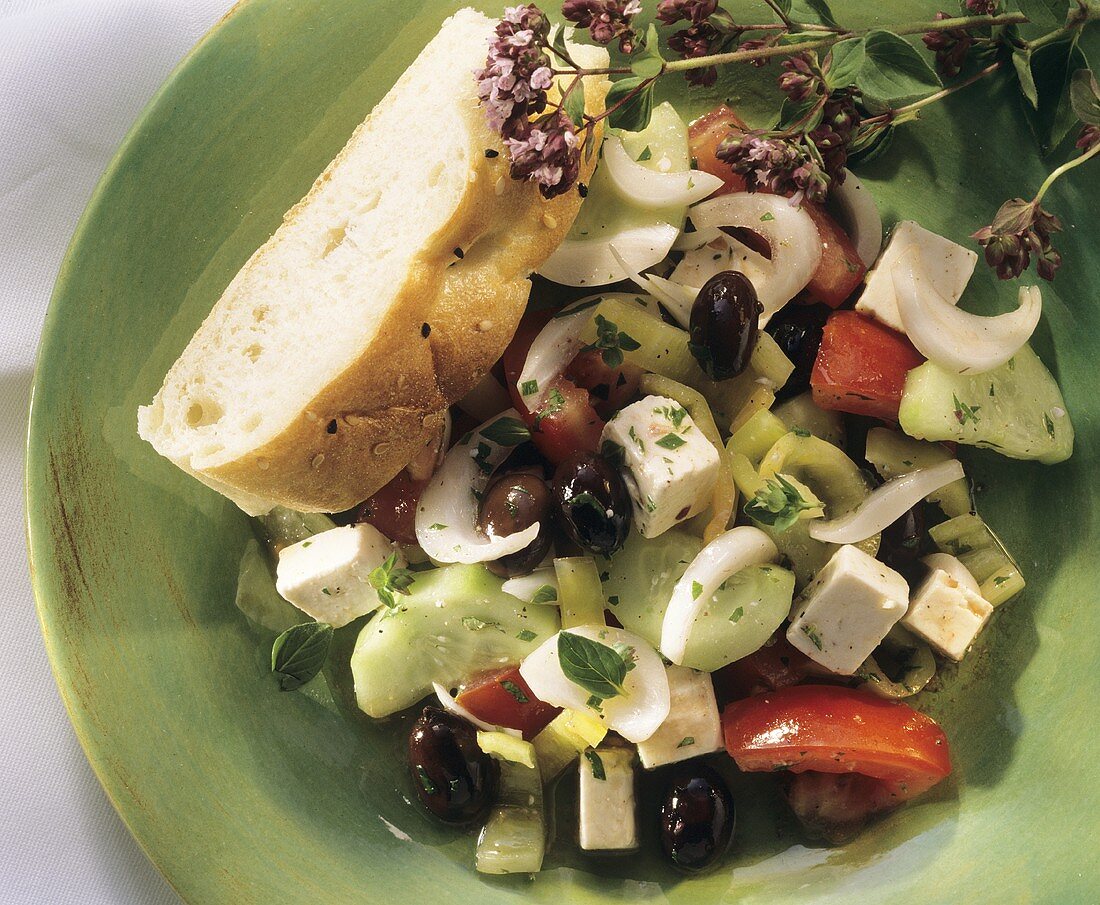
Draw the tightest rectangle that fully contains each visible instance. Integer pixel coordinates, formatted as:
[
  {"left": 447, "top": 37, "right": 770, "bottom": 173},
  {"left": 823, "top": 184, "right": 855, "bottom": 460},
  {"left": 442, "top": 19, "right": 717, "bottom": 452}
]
[
  {"left": 1044, "top": 412, "right": 1056, "bottom": 439},
  {"left": 416, "top": 766, "right": 437, "bottom": 794},
  {"left": 729, "top": 606, "right": 744, "bottom": 624},
  {"left": 461, "top": 615, "right": 501, "bottom": 632},
  {"left": 656, "top": 405, "right": 689, "bottom": 428},
  {"left": 801, "top": 623, "right": 824, "bottom": 650},
  {"left": 952, "top": 393, "right": 981, "bottom": 426},
  {"left": 521, "top": 379, "right": 539, "bottom": 396},
  {"left": 534, "top": 388, "right": 566, "bottom": 429},
  {"left": 584, "top": 314, "right": 641, "bottom": 369},
  {"left": 585, "top": 749, "right": 606, "bottom": 780},
  {"left": 500, "top": 679, "right": 530, "bottom": 703},
  {"left": 516, "top": 629, "right": 538, "bottom": 642},
  {"left": 656, "top": 433, "right": 686, "bottom": 450},
  {"left": 691, "top": 580, "right": 704, "bottom": 601},
  {"left": 530, "top": 584, "right": 559, "bottom": 605},
  {"left": 676, "top": 737, "right": 695, "bottom": 748},
  {"left": 744, "top": 474, "right": 818, "bottom": 532}
]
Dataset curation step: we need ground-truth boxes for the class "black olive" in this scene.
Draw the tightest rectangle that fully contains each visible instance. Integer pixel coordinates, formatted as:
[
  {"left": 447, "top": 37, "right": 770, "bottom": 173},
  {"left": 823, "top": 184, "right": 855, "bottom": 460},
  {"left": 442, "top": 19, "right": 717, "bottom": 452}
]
[
  {"left": 878, "top": 502, "right": 929, "bottom": 585},
  {"left": 408, "top": 707, "right": 497, "bottom": 824},
  {"left": 659, "top": 765, "right": 735, "bottom": 873},
  {"left": 552, "top": 451, "right": 631, "bottom": 556},
  {"left": 688, "top": 271, "right": 763, "bottom": 381},
  {"left": 764, "top": 302, "right": 832, "bottom": 401},
  {"left": 477, "top": 471, "right": 553, "bottom": 577}
]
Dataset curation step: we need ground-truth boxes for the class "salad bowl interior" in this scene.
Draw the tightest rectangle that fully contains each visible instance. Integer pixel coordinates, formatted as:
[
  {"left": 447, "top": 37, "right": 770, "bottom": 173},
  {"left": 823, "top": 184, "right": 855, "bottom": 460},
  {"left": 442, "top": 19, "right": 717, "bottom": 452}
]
[{"left": 25, "top": 0, "right": 1100, "bottom": 902}]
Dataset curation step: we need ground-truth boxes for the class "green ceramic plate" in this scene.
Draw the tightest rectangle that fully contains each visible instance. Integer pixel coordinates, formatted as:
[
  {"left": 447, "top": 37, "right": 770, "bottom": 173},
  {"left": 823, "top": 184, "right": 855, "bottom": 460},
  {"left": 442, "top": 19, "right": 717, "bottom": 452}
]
[{"left": 25, "top": 0, "right": 1100, "bottom": 902}]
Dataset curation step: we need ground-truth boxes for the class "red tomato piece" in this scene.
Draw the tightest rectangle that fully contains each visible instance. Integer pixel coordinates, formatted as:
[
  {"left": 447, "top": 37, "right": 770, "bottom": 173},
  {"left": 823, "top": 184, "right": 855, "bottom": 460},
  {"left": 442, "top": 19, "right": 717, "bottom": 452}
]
[
  {"left": 564, "top": 348, "right": 642, "bottom": 420},
  {"left": 711, "top": 635, "right": 819, "bottom": 705},
  {"left": 347, "top": 469, "right": 429, "bottom": 545},
  {"left": 688, "top": 105, "right": 749, "bottom": 196},
  {"left": 502, "top": 310, "right": 604, "bottom": 465},
  {"left": 801, "top": 202, "right": 866, "bottom": 308},
  {"left": 810, "top": 310, "right": 924, "bottom": 421},
  {"left": 456, "top": 667, "right": 560, "bottom": 740},
  {"left": 722, "top": 685, "right": 951, "bottom": 797},
  {"left": 782, "top": 771, "right": 901, "bottom": 843}
]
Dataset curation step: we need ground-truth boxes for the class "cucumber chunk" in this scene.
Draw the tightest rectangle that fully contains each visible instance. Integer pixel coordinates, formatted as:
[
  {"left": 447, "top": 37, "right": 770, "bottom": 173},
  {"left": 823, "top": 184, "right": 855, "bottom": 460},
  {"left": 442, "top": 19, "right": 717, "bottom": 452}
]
[
  {"left": 929, "top": 514, "right": 1025, "bottom": 606},
  {"left": 351, "top": 565, "right": 560, "bottom": 717},
  {"left": 898, "top": 344, "right": 1073, "bottom": 464},
  {"left": 773, "top": 392, "right": 845, "bottom": 447},
  {"left": 476, "top": 758, "right": 545, "bottom": 875},
  {"left": 601, "top": 529, "right": 795, "bottom": 671}
]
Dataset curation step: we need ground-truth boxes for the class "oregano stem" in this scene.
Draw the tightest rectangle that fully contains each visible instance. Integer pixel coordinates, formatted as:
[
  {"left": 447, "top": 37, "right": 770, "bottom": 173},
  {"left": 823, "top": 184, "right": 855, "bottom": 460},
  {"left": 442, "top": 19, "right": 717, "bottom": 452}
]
[
  {"left": 861, "top": 60, "right": 1004, "bottom": 127},
  {"left": 761, "top": 0, "right": 796, "bottom": 30},
  {"left": 1034, "top": 140, "right": 1100, "bottom": 206},
  {"left": 661, "top": 12, "right": 1028, "bottom": 72}
]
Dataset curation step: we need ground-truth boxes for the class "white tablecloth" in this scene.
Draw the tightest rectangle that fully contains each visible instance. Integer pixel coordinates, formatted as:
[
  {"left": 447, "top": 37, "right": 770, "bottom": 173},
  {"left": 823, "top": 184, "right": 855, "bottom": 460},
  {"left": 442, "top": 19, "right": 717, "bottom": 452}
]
[{"left": 1, "top": 3, "right": 235, "bottom": 902}]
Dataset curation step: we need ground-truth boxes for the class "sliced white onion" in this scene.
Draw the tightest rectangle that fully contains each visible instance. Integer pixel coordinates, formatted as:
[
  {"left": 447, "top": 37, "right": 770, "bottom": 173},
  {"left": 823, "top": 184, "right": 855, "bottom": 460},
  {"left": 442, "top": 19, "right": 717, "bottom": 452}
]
[
  {"left": 519, "top": 626, "right": 670, "bottom": 743},
  {"left": 608, "top": 244, "right": 696, "bottom": 328},
  {"left": 809, "top": 460, "right": 966, "bottom": 545},
  {"left": 457, "top": 372, "right": 511, "bottom": 423},
  {"left": 690, "top": 193, "right": 822, "bottom": 322},
  {"left": 921, "top": 553, "right": 982, "bottom": 595},
  {"left": 829, "top": 169, "right": 883, "bottom": 269},
  {"left": 414, "top": 410, "right": 540, "bottom": 564},
  {"left": 604, "top": 136, "right": 725, "bottom": 209},
  {"left": 892, "top": 250, "right": 1042, "bottom": 375},
  {"left": 672, "top": 224, "right": 724, "bottom": 252},
  {"left": 659, "top": 527, "right": 779, "bottom": 665},
  {"left": 514, "top": 302, "right": 594, "bottom": 410},
  {"left": 502, "top": 568, "right": 560, "bottom": 604},
  {"left": 670, "top": 234, "right": 771, "bottom": 297},
  {"left": 432, "top": 683, "right": 522, "bottom": 737},
  {"left": 538, "top": 221, "right": 681, "bottom": 288}
]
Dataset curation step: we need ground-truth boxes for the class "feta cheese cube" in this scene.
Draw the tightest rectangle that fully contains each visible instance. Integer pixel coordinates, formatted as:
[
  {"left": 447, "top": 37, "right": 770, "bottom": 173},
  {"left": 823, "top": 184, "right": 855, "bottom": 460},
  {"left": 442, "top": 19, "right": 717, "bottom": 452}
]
[
  {"left": 601, "top": 395, "right": 720, "bottom": 538},
  {"left": 902, "top": 560, "right": 992, "bottom": 661},
  {"left": 637, "top": 666, "right": 722, "bottom": 770},
  {"left": 855, "top": 221, "right": 977, "bottom": 333},
  {"left": 787, "top": 545, "right": 908, "bottom": 675},
  {"left": 275, "top": 524, "right": 400, "bottom": 627},
  {"left": 578, "top": 747, "right": 638, "bottom": 851}
]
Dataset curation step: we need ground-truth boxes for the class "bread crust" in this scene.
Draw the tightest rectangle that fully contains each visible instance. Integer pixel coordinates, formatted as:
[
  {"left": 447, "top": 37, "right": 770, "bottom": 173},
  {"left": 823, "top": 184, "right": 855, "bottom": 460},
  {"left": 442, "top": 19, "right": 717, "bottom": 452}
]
[{"left": 190, "top": 70, "right": 609, "bottom": 513}]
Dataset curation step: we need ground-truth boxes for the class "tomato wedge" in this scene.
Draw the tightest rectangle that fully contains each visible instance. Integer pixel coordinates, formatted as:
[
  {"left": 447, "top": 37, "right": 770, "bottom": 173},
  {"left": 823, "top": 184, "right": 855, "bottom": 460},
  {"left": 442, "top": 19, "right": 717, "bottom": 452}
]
[
  {"left": 346, "top": 469, "right": 429, "bottom": 545},
  {"left": 688, "top": 105, "right": 749, "bottom": 196},
  {"left": 456, "top": 667, "right": 560, "bottom": 740},
  {"left": 502, "top": 310, "right": 604, "bottom": 465},
  {"left": 722, "top": 684, "right": 951, "bottom": 793},
  {"left": 801, "top": 202, "right": 866, "bottom": 308},
  {"left": 711, "top": 634, "right": 819, "bottom": 705},
  {"left": 810, "top": 310, "right": 924, "bottom": 421},
  {"left": 564, "top": 347, "right": 643, "bottom": 420}
]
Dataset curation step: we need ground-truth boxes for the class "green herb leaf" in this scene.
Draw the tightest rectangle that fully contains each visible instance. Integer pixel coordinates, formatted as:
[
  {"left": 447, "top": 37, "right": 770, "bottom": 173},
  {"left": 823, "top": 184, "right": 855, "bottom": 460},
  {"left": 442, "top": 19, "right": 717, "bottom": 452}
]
[
  {"left": 1022, "top": 39, "right": 1087, "bottom": 155},
  {"left": 744, "top": 474, "right": 818, "bottom": 532},
  {"left": 852, "top": 29, "right": 941, "bottom": 111},
  {"left": 630, "top": 24, "right": 664, "bottom": 79},
  {"left": 562, "top": 86, "right": 586, "bottom": 130},
  {"left": 676, "top": 736, "right": 695, "bottom": 749},
  {"left": 548, "top": 26, "right": 575, "bottom": 66},
  {"left": 534, "top": 388, "right": 566, "bottom": 430},
  {"left": 481, "top": 416, "right": 531, "bottom": 446},
  {"left": 1014, "top": 48, "right": 1040, "bottom": 109},
  {"left": 584, "top": 749, "right": 606, "bottom": 781},
  {"left": 606, "top": 76, "right": 653, "bottom": 131},
  {"left": 517, "top": 629, "right": 539, "bottom": 642},
  {"left": 521, "top": 379, "right": 539, "bottom": 396},
  {"left": 584, "top": 314, "right": 639, "bottom": 369},
  {"left": 1071, "top": 68, "right": 1100, "bottom": 125},
  {"left": 429, "top": 523, "right": 447, "bottom": 530},
  {"left": 1016, "top": 0, "right": 1068, "bottom": 28},
  {"left": 636, "top": 145, "right": 653, "bottom": 162},
  {"left": 691, "top": 580, "right": 704, "bottom": 601},
  {"left": 801, "top": 623, "right": 824, "bottom": 651},
  {"left": 656, "top": 405, "right": 689, "bottom": 428},
  {"left": 271, "top": 622, "right": 333, "bottom": 691},
  {"left": 827, "top": 36, "right": 865, "bottom": 89},
  {"left": 501, "top": 679, "right": 530, "bottom": 703},
  {"left": 558, "top": 631, "right": 634, "bottom": 699},
  {"left": 1044, "top": 412, "right": 1056, "bottom": 438},
  {"left": 656, "top": 433, "right": 686, "bottom": 450},
  {"left": 730, "top": 606, "right": 744, "bottom": 624},
  {"left": 790, "top": 0, "right": 837, "bottom": 28},
  {"left": 369, "top": 552, "right": 416, "bottom": 608},
  {"left": 530, "top": 584, "right": 559, "bottom": 605}
]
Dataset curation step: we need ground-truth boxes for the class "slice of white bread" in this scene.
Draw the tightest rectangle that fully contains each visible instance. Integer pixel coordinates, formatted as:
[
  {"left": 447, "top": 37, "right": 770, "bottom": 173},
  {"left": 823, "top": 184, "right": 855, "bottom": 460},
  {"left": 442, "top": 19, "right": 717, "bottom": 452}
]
[{"left": 138, "top": 10, "right": 609, "bottom": 515}]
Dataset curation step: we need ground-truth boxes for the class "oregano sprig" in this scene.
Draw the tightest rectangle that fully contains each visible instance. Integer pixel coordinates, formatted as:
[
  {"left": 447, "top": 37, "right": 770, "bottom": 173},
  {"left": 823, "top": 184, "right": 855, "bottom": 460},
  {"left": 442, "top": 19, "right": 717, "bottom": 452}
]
[{"left": 475, "top": 0, "right": 1099, "bottom": 281}]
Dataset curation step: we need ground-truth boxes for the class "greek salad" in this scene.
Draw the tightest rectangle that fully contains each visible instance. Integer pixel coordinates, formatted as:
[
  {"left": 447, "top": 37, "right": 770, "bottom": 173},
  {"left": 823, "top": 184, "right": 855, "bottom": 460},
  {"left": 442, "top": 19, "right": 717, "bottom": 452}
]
[{"left": 244, "top": 100, "right": 1073, "bottom": 875}]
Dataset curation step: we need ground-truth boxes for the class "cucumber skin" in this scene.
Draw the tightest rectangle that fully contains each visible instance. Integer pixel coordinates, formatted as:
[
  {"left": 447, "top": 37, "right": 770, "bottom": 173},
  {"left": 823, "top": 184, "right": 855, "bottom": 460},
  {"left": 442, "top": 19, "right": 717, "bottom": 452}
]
[
  {"left": 351, "top": 565, "right": 560, "bottom": 718},
  {"left": 898, "top": 345, "right": 1073, "bottom": 465}
]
